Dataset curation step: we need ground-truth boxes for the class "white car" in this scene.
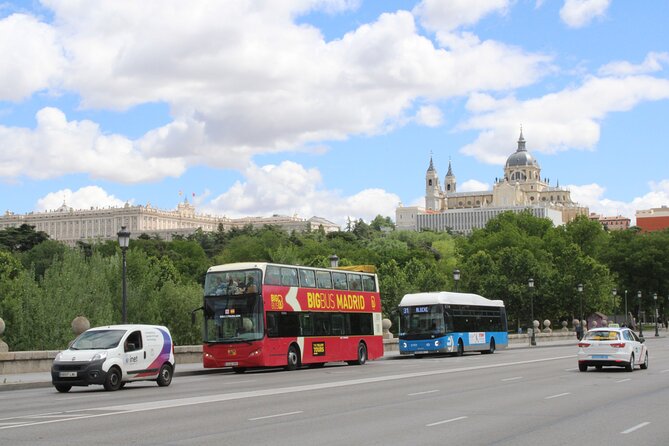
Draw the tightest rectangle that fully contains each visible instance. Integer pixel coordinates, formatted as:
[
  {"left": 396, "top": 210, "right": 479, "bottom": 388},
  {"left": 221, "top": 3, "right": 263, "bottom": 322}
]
[{"left": 577, "top": 326, "right": 648, "bottom": 372}]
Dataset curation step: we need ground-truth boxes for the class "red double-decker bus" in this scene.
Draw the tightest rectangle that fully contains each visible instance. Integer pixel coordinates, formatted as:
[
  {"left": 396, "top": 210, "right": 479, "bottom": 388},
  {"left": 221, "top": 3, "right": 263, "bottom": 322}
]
[{"left": 195, "top": 262, "right": 383, "bottom": 372}]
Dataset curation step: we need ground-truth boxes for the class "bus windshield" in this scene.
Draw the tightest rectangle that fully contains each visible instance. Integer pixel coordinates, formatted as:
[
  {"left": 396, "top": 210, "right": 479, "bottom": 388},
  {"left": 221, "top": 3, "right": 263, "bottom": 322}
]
[
  {"left": 203, "top": 269, "right": 264, "bottom": 343},
  {"left": 204, "top": 294, "right": 264, "bottom": 343},
  {"left": 400, "top": 305, "right": 448, "bottom": 339}
]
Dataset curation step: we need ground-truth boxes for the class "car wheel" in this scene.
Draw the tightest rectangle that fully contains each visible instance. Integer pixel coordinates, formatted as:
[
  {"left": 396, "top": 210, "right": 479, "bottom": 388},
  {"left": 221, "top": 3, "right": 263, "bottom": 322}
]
[
  {"left": 103, "top": 367, "right": 122, "bottom": 391},
  {"left": 625, "top": 354, "right": 634, "bottom": 372},
  {"left": 640, "top": 352, "right": 649, "bottom": 370},
  {"left": 578, "top": 363, "right": 587, "bottom": 372}
]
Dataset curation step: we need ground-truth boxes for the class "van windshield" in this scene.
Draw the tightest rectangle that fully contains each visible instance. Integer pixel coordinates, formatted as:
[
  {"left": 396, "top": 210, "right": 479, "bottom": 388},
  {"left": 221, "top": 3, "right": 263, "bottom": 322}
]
[{"left": 70, "top": 329, "right": 126, "bottom": 350}]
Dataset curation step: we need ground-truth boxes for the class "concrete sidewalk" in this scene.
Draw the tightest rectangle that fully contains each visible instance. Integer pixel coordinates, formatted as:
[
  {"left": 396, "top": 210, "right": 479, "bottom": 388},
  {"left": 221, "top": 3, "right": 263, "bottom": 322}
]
[{"left": 0, "top": 339, "right": 579, "bottom": 391}]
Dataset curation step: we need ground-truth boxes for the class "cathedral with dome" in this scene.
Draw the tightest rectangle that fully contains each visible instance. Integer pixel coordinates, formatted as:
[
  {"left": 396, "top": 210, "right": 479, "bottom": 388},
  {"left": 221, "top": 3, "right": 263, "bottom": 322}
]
[{"left": 396, "top": 129, "right": 588, "bottom": 233}]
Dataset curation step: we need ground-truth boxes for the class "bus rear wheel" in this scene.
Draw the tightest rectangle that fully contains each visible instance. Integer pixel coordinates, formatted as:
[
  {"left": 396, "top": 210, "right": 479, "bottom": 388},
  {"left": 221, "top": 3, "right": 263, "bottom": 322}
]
[
  {"left": 285, "top": 345, "right": 301, "bottom": 371},
  {"left": 482, "top": 338, "right": 495, "bottom": 354},
  {"left": 347, "top": 342, "right": 367, "bottom": 366}
]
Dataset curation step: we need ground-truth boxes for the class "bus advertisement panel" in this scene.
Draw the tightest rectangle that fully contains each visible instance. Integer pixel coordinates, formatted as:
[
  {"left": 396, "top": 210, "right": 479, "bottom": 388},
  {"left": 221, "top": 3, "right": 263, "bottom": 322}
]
[
  {"left": 398, "top": 292, "right": 508, "bottom": 356},
  {"left": 197, "top": 262, "right": 383, "bottom": 372}
]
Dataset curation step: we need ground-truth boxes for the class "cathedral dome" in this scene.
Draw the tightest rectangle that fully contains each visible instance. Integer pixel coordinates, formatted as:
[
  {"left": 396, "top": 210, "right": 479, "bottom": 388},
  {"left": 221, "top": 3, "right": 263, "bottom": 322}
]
[
  {"left": 505, "top": 150, "right": 537, "bottom": 167},
  {"left": 505, "top": 128, "right": 538, "bottom": 168}
]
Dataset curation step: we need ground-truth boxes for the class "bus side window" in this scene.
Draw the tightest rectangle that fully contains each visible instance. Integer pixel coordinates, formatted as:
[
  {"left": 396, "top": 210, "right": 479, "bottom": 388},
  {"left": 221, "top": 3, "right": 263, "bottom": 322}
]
[
  {"left": 361, "top": 275, "right": 376, "bottom": 292},
  {"left": 315, "top": 271, "right": 332, "bottom": 289},
  {"left": 332, "top": 272, "right": 348, "bottom": 290},
  {"left": 299, "top": 269, "right": 316, "bottom": 288},
  {"left": 281, "top": 267, "right": 299, "bottom": 286},
  {"left": 265, "top": 265, "right": 281, "bottom": 285},
  {"left": 347, "top": 273, "right": 362, "bottom": 291}
]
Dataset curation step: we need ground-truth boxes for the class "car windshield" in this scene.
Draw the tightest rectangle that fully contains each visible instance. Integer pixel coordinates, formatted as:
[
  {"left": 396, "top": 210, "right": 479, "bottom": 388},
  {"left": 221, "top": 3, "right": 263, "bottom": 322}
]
[
  {"left": 70, "top": 329, "right": 126, "bottom": 350},
  {"left": 584, "top": 330, "right": 620, "bottom": 341}
]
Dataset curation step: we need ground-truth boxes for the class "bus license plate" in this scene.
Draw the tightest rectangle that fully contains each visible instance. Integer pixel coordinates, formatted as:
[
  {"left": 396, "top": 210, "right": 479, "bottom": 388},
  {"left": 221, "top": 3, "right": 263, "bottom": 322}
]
[
  {"left": 225, "top": 362, "right": 239, "bottom": 366},
  {"left": 59, "top": 371, "right": 77, "bottom": 378}
]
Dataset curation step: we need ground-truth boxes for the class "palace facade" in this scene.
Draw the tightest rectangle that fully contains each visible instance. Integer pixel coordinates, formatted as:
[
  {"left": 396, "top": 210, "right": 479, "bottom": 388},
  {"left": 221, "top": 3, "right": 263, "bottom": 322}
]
[{"left": 0, "top": 200, "right": 339, "bottom": 246}]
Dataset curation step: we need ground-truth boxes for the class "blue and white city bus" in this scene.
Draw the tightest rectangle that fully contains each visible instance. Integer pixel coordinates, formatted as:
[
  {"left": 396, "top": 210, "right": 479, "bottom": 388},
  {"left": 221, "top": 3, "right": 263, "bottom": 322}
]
[{"left": 398, "top": 292, "right": 508, "bottom": 356}]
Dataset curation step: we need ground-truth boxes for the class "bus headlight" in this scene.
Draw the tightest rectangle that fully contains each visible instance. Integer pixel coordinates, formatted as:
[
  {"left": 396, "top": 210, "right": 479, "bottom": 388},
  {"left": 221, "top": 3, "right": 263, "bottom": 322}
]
[
  {"left": 402, "top": 342, "right": 407, "bottom": 348},
  {"left": 435, "top": 340, "right": 440, "bottom": 347},
  {"left": 249, "top": 348, "right": 262, "bottom": 357}
]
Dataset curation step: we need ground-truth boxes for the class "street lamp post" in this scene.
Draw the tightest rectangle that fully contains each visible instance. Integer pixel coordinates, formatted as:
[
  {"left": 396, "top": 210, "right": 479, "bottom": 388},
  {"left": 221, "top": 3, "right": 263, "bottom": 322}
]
[
  {"left": 654, "top": 293, "right": 659, "bottom": 337},
  {"left": 117, "top": 225, "right": 131, "bottom": 324},
  {"left": 612, "top": 288, "right": 617, "bottom": 323},
  {"left": 577, "top": 284, "right": 584, "bottom": 325},
  {"left": 638, "top": 291, "right": 643, "bottom": 337},
  {"left": 624, "top": 290, "right": 628, "bottom": 326},
  {"left": 453, "top": 269, "right": 460, "bottom": 293},
  {"left": 528, "top": 278, "right": 536, "bottom": 346}
]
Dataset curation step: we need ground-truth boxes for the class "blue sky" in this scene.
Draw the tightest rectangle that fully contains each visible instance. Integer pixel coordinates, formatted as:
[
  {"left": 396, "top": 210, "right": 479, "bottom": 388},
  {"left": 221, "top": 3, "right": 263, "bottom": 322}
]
[{"left": 1, "top": 0, "right": 668, "bottom": 226}]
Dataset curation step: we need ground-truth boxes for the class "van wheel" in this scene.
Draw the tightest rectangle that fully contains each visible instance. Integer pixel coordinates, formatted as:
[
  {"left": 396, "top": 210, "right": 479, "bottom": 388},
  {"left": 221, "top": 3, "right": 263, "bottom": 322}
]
[
  {"left": 104, "top": 367, "right": 122, "bottom": 391},
  {"left": 348, "top": 342, "right": 367, "bottom": 366},
  {"left": 157, "top": 363, "right": 173, "bottom": 387},
  {"left": 55, "top": 384, "right": 71, "bottom": 393},
  {"left": 285, "top": 345, "right": 300, "bottom": 371}
]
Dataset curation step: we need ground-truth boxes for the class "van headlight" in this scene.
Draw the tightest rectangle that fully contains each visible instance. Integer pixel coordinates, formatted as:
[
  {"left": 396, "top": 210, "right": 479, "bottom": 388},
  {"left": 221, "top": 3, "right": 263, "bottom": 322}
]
[
  {"left": 55, "top": 352, "right": 63, "bottom": 362},
  {"left": 91, "top": 352, "right": 108, "bottom": 361}
]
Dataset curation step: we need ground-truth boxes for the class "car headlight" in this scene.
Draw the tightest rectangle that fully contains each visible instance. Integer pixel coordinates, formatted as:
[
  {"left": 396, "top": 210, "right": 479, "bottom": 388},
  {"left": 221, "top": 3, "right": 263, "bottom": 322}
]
[{"left": 91, "top": 352, "right": 108, "bottom": 361}]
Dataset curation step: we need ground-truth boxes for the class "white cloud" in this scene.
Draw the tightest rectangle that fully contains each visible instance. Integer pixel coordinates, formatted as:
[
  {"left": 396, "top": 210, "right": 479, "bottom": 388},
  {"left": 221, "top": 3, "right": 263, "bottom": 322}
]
[
  {"left": 568, "top": 181, "right": 669, "bottom": 225},
  {"left": 205, "top": 161, "right": 399, "bottom": 224},
  {"left": 413, "top": 0, "right": 510, "bottom": 33},
  {"left": 599, "top": 52, "right": 669, "bottom": 77},
  {"left": 0, "top": 13, "right": 65, "bottom": 101},
  {"left": 415, "top": 105, "right": 444, "bottom": 127},
  {"left": 0, "top": 107, "right": 186, "bottom": 182},
  {"left": 460, "top": 179, "right": 491, "bottom": 192},
  {"left": 458, "top": 75, "right": 669, "bottom": 165},
  {"left": 560, "top": 0, "right": 610, "bottom": 28},
  {"left": 36, "top": 186, "right": 127, "bottom": 212}
]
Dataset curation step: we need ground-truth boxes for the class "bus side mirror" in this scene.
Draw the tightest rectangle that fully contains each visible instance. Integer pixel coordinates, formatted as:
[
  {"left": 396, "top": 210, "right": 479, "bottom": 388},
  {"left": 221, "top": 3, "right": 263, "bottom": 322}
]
[{"left": 190, "top": 306, "right": 203, "bottom": 324}]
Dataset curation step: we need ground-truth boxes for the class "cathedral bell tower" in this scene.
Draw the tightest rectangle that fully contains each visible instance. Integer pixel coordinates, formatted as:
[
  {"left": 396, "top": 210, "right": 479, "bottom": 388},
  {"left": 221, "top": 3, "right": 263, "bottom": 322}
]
[
  {"left": 444, "top": 160, "right": 456, "bottom": 194},
  {"left": 425, "top": 157, "right": 442, "bottom": 211}
]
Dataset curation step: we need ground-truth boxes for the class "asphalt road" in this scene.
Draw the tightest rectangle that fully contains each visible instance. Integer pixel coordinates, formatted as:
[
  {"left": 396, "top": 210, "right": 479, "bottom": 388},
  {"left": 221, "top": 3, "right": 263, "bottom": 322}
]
[{"left": 1, "top": 338, "right": 668, "bottom": 446}]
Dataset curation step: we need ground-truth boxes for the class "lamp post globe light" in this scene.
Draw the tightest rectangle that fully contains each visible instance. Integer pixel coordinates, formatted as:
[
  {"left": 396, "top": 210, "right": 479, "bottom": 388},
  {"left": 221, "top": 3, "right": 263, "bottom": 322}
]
[
  {"left": 117, "top": 225, "right": 131, "bottom": 324},
  {"left": 654, "top": 293, "right": 659, "bottom": 337},
  {"left": 453, "top": 269, "right": 460, "bottom": 293},
  {"left": 328, "top": 254, "right": 339, "bottom": 268},
  {"left": 637, "top": 291, "right": 643, "bottom": 337},
  {"left": 528, "top": 278, "right": 536, "bottom": 346}
]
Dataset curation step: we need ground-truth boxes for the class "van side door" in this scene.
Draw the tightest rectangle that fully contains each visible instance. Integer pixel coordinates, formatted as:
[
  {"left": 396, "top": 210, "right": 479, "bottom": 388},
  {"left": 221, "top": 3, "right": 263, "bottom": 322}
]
[{"left": 123, "top": 329, "right": 145, "bottom": 381}]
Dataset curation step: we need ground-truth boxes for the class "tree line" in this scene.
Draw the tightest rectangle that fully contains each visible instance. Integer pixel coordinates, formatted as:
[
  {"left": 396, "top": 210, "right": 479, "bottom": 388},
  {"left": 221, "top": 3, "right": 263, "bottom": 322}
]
[{"left": 1, "top": 213, "right": 668, "bottom": 350}]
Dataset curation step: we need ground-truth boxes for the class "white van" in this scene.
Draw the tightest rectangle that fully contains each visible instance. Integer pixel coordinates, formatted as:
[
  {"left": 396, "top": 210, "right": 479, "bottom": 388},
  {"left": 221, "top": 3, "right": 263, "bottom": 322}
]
[{"left": 51, "top": 324, "right": 175, "bottom": 393}]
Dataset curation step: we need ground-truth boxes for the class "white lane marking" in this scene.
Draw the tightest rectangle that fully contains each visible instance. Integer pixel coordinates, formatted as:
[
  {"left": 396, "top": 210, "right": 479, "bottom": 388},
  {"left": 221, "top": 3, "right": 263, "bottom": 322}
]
[
  {"left": 249, "top": 411, "right": 303, "bottom": 421},
  {"left": 501, "top": 376, "right": 523, "bottom": 382},
  {"left": 564, "top": 368, "right": 578, "bottom": 372},
  {"left": 0, "top": 354, "right": 575, "bottom": 431},
  {"left": 616, "top": 378, "right": 631, "bottom": 383},
  {"left": 408, "top": 390, "right": 440, "bottom": 396},
  {"left": 621, "top": 422, "right": 650, "bottom": 434},
  {"left": 545, "top": 392, "right": 571, "bottom": 400},
  {"left": 426, "top": 416, "right": 468, "bottom": 427},
  {"left": 660, "top": 369, "right": 669, "bottom": 373}
]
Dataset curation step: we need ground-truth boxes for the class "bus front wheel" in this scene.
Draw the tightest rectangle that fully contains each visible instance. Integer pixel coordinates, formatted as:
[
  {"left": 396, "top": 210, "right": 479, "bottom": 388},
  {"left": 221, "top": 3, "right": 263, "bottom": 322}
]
[
  {"left": 347, "top": 342, "right": 367, "bottom": 366},
  {"left": 455, "top": 340, "right": 464, "bottom": 357},
  {"left": 285, "top": 345, "right": 301, "bottom": 371}
]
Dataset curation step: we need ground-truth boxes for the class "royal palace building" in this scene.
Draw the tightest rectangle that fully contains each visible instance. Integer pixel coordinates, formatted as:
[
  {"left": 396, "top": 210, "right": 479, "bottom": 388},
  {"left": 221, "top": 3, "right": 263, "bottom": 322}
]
[{"left": 0, "top": 199, "right": 339, "bottom": 246}]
